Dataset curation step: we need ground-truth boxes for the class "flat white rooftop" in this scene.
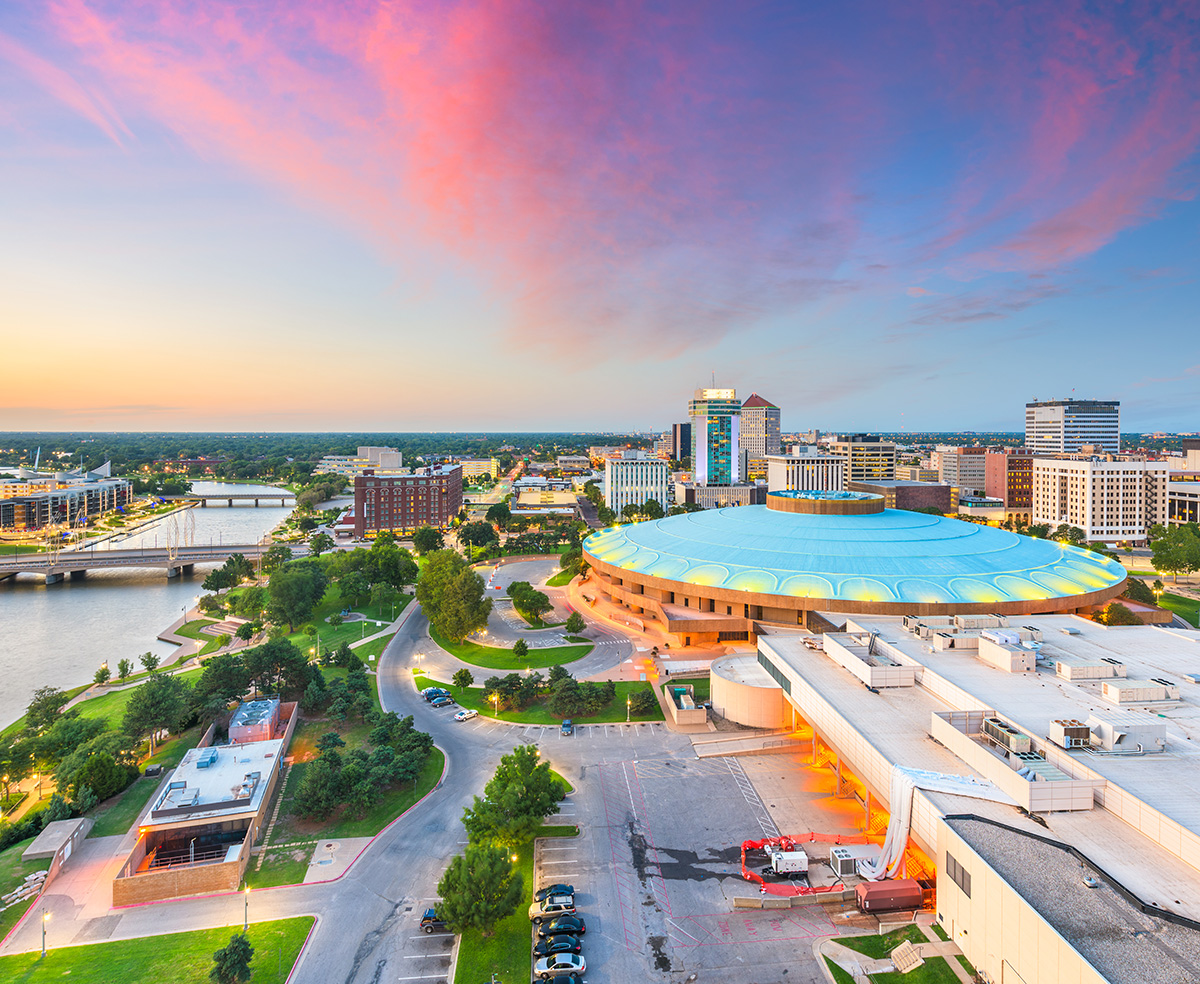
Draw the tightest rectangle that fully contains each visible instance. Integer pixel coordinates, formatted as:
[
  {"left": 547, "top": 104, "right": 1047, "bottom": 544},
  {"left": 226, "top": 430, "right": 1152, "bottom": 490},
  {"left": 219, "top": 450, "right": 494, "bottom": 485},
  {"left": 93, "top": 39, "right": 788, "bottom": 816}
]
[
  {"left": 845, "top": 615, "right": 1200, "bottom": 839},
  {"left": 145, "top": 739, "right": 284, "bottom": 827}
]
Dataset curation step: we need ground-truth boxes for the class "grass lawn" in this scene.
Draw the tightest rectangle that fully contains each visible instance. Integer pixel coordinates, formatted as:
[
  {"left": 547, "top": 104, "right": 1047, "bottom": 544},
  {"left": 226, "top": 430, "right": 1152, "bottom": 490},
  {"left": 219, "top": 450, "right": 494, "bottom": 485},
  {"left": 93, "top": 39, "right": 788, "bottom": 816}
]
[
  {"left": 837, "top": 925, "right": 928, "bottom": 959},
  {"left": 352, "top": 631, "right": 398, "bottom": 664},
  {"left": 73, "top": 668, "right": 203, "bottom": 728},
  {"left": 545, "top": 569, "right": 575, "bottom": 588},
  {"left": 0, "top": 916, "right": 313, "bottom": 983},
  {"left": 0, "top": 836, "right": 52, "bottom": 940},
  {"left": 930, "top": 922, "right": 949, "bottom": 941},
  {"left": 454, "top": 825, "right": 577, "bottom": 984},
  {"left": 869, "top": 956, "right": 961, "bottom": 983},
  {"left": 825, "top": 956, "right": 856, "bottom": 984},
  {"left": 415, "top": 674, "right": 664, "bottom": 725},
  {"left": 245, "top": 849, "right": 312, "bottom": 890},
  {"left": 517, "top": 611, "right": 566, "bottom": 629},
  {"left": 87, "top": 727, "right": 201, "bottom": 838},
  {"left": 428, "top": 626, "right": 591, "bottom": 670},
  {"left": 1160, "top": 592, "right": 1199, "bottom": 627}
]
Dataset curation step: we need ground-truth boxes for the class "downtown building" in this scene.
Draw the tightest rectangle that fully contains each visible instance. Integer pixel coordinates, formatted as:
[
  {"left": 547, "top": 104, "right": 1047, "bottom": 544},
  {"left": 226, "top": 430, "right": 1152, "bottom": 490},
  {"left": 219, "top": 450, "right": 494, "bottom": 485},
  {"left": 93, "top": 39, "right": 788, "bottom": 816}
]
[
  {"left": 352, "top": 464, "right": 462, "bottom": 538},
  {"left": 604, "top": 450, "right": 670, "bottom": 515},
  {"left": 932, "top": 446, "right": 987, "bottom": 495},
  {"left": 1031, "top": 455, "right": 1168, "bottom": 545},
  {"left": 984, "top": 449, "right": 1034, "bottom": 523},
  {"left": 0, "top": 474, "right": 132, "bottom": 531},
  {"left": 1026, "top": 399, "right": 1120, "bottom": 455},
  {"left": 739, "top": 393, "right": 781, "bottom": 479},
  {"left": 316, "top": 446, "right": 405, "bottom": 477},
  {"left": 766, "top": 446, "right": 845, "bottom": 493},
  {"left": 827, "top": 434, "right": 896, "bottom": 484},
  {"left": 689, "top": 388, "right": 742, "bottom": 485}
]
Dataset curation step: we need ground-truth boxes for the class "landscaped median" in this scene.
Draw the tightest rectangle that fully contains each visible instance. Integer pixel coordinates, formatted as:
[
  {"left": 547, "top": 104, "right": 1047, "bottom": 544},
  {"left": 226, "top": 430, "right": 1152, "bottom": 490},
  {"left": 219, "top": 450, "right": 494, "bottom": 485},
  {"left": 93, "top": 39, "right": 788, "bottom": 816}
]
[
  {"left": 0, "top": 916, "right": 314, "bottom": 983},
  {"left": 427, "top": 625, "right": 591, "bottom": 670},
  {"left": 453, "top": 825, "right": 578, "bottom": 984},
  {"left": 415, "top": 673, "right": 664, "bottom": 725}
]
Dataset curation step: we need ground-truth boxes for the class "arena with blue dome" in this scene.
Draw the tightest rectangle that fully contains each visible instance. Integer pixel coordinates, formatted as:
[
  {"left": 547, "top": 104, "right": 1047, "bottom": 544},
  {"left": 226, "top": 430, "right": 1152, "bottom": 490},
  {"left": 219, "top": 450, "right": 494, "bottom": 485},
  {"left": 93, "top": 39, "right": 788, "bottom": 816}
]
[{"left": 581, "top": 490, "right": 1127, "bottom": 644}]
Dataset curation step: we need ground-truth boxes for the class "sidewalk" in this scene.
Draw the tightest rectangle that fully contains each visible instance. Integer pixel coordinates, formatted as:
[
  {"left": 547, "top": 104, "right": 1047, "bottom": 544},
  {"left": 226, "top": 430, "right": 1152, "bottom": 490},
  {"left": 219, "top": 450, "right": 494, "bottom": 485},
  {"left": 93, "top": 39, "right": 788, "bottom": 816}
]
[{"left": 815, "top": 924, "right": 973, "bottom": 984}]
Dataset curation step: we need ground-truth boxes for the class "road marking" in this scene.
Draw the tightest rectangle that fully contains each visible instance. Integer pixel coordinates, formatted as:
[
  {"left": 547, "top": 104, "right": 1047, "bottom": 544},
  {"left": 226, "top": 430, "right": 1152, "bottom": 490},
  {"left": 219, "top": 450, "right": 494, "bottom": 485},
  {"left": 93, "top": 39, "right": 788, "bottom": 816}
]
[
  {"left": 406, "top": 936, "right": 452, "bottom": 941},
  {"left": 540, "top": 859, "right": 577, "bottom": 865},
  {"left": 395, "top": 976, "right": 447, "bottom": 981},
  {"left": 541, "top": 845, "right": 575, "bottom": 851}
]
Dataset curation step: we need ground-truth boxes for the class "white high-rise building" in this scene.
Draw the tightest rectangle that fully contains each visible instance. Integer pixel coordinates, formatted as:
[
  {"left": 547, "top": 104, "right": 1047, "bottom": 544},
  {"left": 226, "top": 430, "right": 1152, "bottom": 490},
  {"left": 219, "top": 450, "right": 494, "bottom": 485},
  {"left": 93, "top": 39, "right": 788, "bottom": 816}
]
[
  {"left": 604, "top": 451, "right": 670, "bottom": 514},
  {"left": 766, "top": 448, "right": 845, "bottom": 492},
  {"left": 739, "top": 393, "right": 781, "bottom": 479},
  {"left": 1031, "top": 456, "right": 1168, "bottom": 545},
  {"left": 1025, "top": 400, "right": 1120, "bottom": 455}
]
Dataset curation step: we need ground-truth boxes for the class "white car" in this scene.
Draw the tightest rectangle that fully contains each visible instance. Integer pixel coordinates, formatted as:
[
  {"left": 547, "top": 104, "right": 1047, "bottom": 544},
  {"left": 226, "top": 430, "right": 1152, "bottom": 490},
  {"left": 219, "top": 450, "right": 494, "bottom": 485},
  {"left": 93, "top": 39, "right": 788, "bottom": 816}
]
[
  {"left": 534, "top": 953, "right": 585, "bottom": 979},
  {"left": 453, "top": 709, "right": 478, "bottom": 721}
]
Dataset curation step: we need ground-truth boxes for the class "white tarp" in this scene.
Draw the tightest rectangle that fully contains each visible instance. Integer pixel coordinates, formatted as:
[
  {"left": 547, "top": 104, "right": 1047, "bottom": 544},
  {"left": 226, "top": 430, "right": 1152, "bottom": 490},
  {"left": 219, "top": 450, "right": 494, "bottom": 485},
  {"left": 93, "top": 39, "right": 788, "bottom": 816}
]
[{"left": 857, "top": 765, "right": 1018, "bottom": 881}]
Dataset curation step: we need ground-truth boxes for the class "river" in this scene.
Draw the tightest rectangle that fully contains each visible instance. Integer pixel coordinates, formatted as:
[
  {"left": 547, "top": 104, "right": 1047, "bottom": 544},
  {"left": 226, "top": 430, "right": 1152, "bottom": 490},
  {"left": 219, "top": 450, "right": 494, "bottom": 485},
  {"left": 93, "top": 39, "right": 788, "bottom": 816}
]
[{"left": 0, "top": 482, "right": 292, "bottom": 729}]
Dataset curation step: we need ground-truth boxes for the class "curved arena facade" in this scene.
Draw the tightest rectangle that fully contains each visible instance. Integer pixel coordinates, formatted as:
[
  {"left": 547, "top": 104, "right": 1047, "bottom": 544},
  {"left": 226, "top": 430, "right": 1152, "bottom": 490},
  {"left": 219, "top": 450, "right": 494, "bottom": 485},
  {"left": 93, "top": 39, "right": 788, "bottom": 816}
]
[{"left": 582, "top": 491, "right": 1127, "bottom": 644}]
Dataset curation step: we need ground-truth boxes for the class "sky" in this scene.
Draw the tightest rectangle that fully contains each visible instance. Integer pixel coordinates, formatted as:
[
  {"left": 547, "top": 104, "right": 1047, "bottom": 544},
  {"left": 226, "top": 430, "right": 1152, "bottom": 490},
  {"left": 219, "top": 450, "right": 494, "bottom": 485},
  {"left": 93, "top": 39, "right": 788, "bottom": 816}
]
[{"left": 1, "top": 1, "right": 1198, "bottom": 434}]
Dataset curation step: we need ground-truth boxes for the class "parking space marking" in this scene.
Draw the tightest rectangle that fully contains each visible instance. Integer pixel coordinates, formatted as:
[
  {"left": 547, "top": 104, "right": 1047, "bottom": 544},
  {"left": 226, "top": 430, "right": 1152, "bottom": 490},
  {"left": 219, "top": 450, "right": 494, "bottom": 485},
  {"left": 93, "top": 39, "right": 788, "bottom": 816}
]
[{"left": 725, "top": 757, "right": 780, "bottom": 839}]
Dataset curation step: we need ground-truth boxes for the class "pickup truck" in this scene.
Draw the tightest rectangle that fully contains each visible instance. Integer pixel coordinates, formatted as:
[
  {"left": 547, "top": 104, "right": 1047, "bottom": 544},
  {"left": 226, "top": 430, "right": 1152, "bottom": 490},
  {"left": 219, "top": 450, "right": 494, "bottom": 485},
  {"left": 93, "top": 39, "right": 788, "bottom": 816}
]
[{"left": 419, "top": 909, "right": 448, "bottom": 934}]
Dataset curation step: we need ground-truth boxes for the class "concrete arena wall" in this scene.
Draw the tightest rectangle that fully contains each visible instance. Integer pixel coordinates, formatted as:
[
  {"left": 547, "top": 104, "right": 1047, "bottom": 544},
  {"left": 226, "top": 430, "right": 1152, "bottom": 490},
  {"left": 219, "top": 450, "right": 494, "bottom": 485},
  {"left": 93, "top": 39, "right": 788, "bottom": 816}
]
[
  {"left": 710, "top": 663, "right": 786, "bottom": 729},
  {"left": 583, "top": 551, "right": 1126, "bottom": 629}
]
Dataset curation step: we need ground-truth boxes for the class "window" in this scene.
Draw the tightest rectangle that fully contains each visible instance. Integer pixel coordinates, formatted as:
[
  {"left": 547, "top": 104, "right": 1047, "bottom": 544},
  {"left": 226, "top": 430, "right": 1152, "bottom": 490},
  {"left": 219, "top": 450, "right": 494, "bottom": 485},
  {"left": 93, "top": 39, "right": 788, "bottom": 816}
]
[{"left": 945, "top": 852, "right": 971, "bottom": 898}]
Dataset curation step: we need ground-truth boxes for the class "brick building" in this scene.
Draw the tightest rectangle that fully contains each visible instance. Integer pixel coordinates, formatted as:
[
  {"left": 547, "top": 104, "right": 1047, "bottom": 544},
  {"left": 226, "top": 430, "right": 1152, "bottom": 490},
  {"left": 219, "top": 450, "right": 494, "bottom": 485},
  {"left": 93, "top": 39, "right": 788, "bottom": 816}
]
[
  {"left": 352, "top": 464, "right": 462, "bottom": 537},
  {"left": 849, "top": 479, "right": 952, "bottom": 512},
  {"left": 984, "top": 449, "right": 1034, "bottom": 523}
]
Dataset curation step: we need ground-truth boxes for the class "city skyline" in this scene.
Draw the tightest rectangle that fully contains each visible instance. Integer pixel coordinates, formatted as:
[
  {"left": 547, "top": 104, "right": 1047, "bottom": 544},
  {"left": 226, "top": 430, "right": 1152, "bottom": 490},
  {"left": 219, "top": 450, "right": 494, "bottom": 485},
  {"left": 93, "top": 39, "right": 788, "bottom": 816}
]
[{"left": 2, "top": 2, "right": 1198, "bottom": 432}]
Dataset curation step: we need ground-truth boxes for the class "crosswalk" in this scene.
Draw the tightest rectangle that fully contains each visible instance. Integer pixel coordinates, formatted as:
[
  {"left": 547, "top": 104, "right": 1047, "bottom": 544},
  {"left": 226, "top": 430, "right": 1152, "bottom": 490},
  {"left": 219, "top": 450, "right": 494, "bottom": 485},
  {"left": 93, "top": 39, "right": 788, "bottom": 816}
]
[{"left": 459, "top": 717, "right": 669, "bottom": 744}]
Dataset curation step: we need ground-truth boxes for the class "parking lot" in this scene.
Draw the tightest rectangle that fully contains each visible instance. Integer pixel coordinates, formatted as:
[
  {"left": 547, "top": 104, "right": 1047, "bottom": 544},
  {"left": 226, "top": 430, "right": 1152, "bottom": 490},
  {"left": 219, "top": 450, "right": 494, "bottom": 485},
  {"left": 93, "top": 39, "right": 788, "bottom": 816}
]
[{"left": 522, "top": 731, "right": 841, "bottom": 984}]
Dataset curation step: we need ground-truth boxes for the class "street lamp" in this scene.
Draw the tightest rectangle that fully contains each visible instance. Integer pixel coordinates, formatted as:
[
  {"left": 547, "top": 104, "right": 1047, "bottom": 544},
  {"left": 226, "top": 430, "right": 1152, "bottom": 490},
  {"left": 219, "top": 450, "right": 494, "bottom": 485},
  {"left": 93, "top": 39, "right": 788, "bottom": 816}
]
[
  {"left": 244, "top": 885, "right": 250, "bottom": 932},
  {"left": 491, "top": 693, "right": 499, "bottom": 716},
  {"left": 41, "top": 908, "right": 49, "bottom": 957},
  {"left": 626, "top": 697, "right": 631, "bottom": 723}
]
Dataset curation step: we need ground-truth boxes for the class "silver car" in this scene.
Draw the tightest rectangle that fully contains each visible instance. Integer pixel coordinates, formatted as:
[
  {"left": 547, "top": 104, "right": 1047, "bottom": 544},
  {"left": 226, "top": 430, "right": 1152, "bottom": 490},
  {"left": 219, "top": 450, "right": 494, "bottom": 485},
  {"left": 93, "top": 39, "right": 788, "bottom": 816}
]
[{"left": 534, "top": 953, "right": 585, "bottom": 979}]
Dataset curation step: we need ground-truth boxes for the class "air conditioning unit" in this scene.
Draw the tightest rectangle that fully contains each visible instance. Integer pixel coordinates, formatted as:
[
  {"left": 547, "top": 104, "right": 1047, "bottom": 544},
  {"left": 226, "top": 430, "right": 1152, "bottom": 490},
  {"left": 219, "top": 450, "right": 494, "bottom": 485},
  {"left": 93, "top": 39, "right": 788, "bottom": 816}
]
[
  {"left": 830, "top": 847, "right": 858, "bottom": 878},
  {"left": 983, "top": 717, "right": 1032, "bottom": 754},
  {"left": 1048, "top": 719, "right": 1091, "bottom": 749}
]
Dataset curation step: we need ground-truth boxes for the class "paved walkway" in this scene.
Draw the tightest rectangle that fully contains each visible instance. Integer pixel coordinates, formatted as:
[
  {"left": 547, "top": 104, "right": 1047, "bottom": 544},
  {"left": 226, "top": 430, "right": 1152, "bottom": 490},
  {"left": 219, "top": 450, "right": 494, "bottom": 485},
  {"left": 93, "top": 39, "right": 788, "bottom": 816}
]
[{"left": 816, "top": 925, "right": 973, "bottom": 983}]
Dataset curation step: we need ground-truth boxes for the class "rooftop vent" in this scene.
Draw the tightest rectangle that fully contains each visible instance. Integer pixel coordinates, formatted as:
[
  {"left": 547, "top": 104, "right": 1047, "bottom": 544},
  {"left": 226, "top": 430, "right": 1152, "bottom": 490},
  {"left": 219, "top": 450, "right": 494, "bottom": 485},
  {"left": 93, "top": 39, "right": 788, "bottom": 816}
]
[{"left": 196, "top": 748, "right": 218, "bottom": 769}]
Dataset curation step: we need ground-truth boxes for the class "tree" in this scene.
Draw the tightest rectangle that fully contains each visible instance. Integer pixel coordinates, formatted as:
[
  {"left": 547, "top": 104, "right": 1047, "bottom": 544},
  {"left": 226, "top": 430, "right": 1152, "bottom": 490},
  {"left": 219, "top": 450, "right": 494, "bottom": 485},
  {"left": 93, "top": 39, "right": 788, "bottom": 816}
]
[
  {"left": 268, "top": 563, "right": 329, "bottom": 630},
  {"left": 116, "top": 658, "right": 133, "bottom": 681},
  {"left": 308, "top": 531, "right": 334, "bottom": 557},
  {"left": 597, "top": 505, "right": 616, "bottom": 526},
  {"left": 261, "top": 541, "right": 293, "bottom": 573},
  {"left": 194, "top": 653, "right": 250, "bottom": 706},
  {"left": 565, "top": 611, "right": 585, "bottom": 635},
  {"left": 462, "top": 745, "right": 566, "bottom": 847},
  {"left": 211, "top": 932, "right": 254, "bottom": 984},
  {"left": 640, "top": 498, "right": 665, "bottom": 520},
  {"left": 453, "top": 668, "right": 475, "bottom": 691},
  {"left": 629, "top": 689, "right": 659, "bottom": 715},
  {"left": 235, "top": 621, "right": 257, "bottom": 642},
  {"left": 71, "top": 750, "right": 137, "bottom": 802},
  {"left": 621, "top": 502, "right": 640, "bottom": 523},
  {"left": 1123, "top": 578, "right": 1155, "bottom": 605},
  {"left": 26, "top": 686, "right": 69, "bottom": 733},
  {"left": 1150, "top": 524, "right": 1200, "bottom": 583},
  {"left": 122, "top": 673, "right": 191, "bottom": 753},
  {"left": 370, "top": 582, "right": 401, "bottom": 618},
  {"left": 202, "top": 568, "right": 234, "bottom": 593},
  {"left": 215, "top": 632, "right": 232, "bottom": 651},
  {"left": 1099, "top": 602, "right": 1142, "bottom": 626},
  {"left": 458, "top": 520, "right": 499, "bottom": 559},
  {"left": 294, "top": 756, "right": 343, "bottom": 820},
  {"left": 139, "top": 651, "right": 160, "bottom": 674},
  {"left": 436, "top": 843, "right": 523, "bottom": 936},
  {"left": 413, "top": 526, "right": 444, "bottom": 554},
  {"left": 418, "top": 551, "right": 492, "bottom": 643},
  {"left": 1052, "top": 524, "right": 1087, "bottom": 546},
  {"left": 485, "top": 502, "right": 511, "bottom": 530},
  {"left": 243, "top": 638, "right": 315, "bottom": 698},
  {"left": 339, "top": 570, "right": 371, "bottom": 608},
  {"left": 512, "top": 639, "right": 528, "bottom": 659},
  {"left": 94, "top": 664, "right": 111, "bottom": 686}
]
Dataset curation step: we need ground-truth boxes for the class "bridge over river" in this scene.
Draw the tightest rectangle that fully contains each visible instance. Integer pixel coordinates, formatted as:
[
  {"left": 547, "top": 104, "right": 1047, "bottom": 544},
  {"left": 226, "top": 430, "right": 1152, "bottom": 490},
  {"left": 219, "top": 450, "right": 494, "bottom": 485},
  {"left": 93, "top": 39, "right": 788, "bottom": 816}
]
[
  {"left": 0, "top": 542, "right": 270, "bottom": 583},
  {"left": 163, "top": 492, "right": 297, "bottom": 507}
]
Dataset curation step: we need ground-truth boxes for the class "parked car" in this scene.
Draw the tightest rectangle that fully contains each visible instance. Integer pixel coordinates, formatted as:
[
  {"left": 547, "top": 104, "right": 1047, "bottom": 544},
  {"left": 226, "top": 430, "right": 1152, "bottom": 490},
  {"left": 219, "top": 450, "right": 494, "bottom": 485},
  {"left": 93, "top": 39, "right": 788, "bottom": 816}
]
[
  {"left": 560, "top": 719, "right": 573, "bottom": 736},
  {"left": 430, "top": 696, "right": 456, "bottom": 708},
  {"left": 533, "top": 935, "right": 582, "bottom": 957},
  {"left": 534, "top": 883, "right": 574, "bottom": 902},
  {"left": 453, "top": 709, "right": 478, "bottom": 721},
  {"left": 422, "top": 688, "right": 450, "bottom": 702},
  {"left": 534, "top": 953, "right": 585, "bottom": 979},
  {"left": 538, "top": 915, "right": 586, "bottom": 937},
  {"left": 529, "top": 895, "right": 576, "bottom": 923},
  {"left": 419, "top": 909, "right": 447, "bottom": 934}
]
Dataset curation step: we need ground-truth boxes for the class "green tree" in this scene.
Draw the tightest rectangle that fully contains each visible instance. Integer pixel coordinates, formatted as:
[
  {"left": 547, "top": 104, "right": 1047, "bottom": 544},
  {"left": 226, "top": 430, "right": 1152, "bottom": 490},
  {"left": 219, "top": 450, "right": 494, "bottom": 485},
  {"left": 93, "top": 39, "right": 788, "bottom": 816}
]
[
  {"left": 1099, "top": 601, "right": 1142, "bottom": 626},
  {"left": 1052, "top": 524, "right": 1087, "bottom": 545},
  {"left": 462, "top": 745, "right": 566, "bottom": 847},
  {"left": 512, "top": 639, "right": 528, "bottom": 659},
  {"left": 243, "top": 638, "right": 314, "bottom": 698},
  {"left": 628, "top": 688, "right": 658, "bottom": 715},
  {"left": 413, "top": 526, "right": 444, "bottom": 554},
  {"left": 339, "top": 570, "right": 371, "bottom": 608},
  {"left": 71, "top": 751, "right": 137, "bottom": 802},
  {"left": 439, "top": 567, "right": 493, "bottom": 643},
  {"left": 194, "top": 653, "right": 250, "bottom": 707},
  {"left": 485, "top": 502, "right": 511, "bottom": 530},
  {"left": 122, "top": 673, "right": 191, "bottom": 753},
  {"left": 308, "top": 531, "right": 334, "bottom": 557},
  {"left": 621, "top": 502, "right": 641, "bottom": 522},
  {"left": 641, "top": 498, "right": 665, "bottom": 520},
  {"left": 453, "top": 668, "right": 475, "bottom": 691},
  {"left": 25, "top": 686, "right": 69, "bottom": 733},
  {"left": 1123, "top": 578, "right": 1155, "bottom": 605},
  {"left": 458, "top": 520, "right": 499, "bottom": 559},
  {"left": 202, "top": 568, "right": 234, "bottom": 593},
  {"left": 94, "top": 664, "right": 111, "bottom": 685},
  {"left": 436, "top": 843, "right": 523, "bottom": 936},
  {"left": 117, "top": 658, "right": 134, "bottom": 681},
  {"left": 210, "top": 932, "right": 254, "bottom": 984},
  {"left": 294, "top": 756, "right": 343, "bottom": 820},
  {"left": 215, "top": 632, "right": 232, "bottom": 651},
  {"left": 235, "top": 621, "right": 257, "bottom": 642},
  {"left": 139, "top": 651, "right": 160, "bottom": 674},
  {"left": 261, "top": 541, "right": 293, "bottom": 573},
  {"left": 370, "top": 581, "right": 401, "bottom": 618},
  {"left": 565, "top": 611, "right": 585, "bottom": 634},
  {"left": 268, "top": 563, "right": 329, "bottom": 630}
]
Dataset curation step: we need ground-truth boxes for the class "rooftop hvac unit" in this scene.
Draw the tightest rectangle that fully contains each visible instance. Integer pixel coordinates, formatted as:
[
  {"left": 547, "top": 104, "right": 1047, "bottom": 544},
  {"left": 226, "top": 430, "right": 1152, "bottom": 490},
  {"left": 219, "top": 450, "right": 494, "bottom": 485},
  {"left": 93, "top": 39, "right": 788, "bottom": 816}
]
[
  {"left": 196, "top": 747, "right": 219, "bottom": 769},
  {"left": 1101, "top": 658, "right": 1124, "bottom": 667},
  {"left": 983, "top": 717, "right": 1033, "bottom": 754},
  {"left": 1060, "top": 627, "right": 1081, "bottom": 636},
  {"left": 830, "top": 847, "right": 858, "bottom": 878},
  {"left": 1048, "top": 719, "right": 1091, "bottom": 749}
]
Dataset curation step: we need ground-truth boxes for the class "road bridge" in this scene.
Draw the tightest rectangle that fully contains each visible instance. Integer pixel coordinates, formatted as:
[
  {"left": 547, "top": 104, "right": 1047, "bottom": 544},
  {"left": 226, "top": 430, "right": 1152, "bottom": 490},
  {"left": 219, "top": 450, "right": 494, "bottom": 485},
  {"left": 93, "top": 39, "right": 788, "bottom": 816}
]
[
  {"left": 163, "top": 492, "right": 296, "bottom": 507},
  {"left": 0, "top": 542, "right": 270, "bottom": 583}
]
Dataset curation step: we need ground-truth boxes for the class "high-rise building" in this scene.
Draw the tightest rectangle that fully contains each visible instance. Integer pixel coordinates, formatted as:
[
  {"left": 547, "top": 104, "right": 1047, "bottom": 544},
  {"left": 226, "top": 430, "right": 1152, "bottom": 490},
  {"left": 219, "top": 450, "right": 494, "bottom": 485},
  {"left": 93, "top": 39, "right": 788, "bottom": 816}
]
[
  {"left": 689, "top": 388, "right": 741, "bottom": 486},
  {"left": 352, "top": 464, "right": 462, "bottom": 537},
  {"left": 1031, "top": 456, "right": 1168, "bottom": 545},
  {"left": 984, "top": 449, "right": 1033, "bottom": 523},
  {"left": 604, "top": 451, "right": 670, "bottom": 514},
  {"left": 828, "top": 434, "right": 896, "bottom": 484},
  {"left": 671, "top": 423, "right": 692, "bottom": 461},
  {"left": 739, "top": 394, "right": 781, "bottom": 479},
  {"left": 933, "top": 446, "right": 987, "bottom": 495},
  {"left": 1025, "top": 399, "right": 1120, "bottom": 455},
  {"left": 766, "top": 448, "right": 844, "bottom": 492}
]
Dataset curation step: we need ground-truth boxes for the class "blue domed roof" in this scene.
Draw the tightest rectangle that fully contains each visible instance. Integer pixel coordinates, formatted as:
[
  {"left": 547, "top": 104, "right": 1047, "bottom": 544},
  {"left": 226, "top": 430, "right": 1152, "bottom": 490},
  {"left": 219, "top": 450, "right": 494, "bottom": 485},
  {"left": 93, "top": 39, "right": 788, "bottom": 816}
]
[{"left": 583, "top": 507, "right": 1126, "bottom": 606}]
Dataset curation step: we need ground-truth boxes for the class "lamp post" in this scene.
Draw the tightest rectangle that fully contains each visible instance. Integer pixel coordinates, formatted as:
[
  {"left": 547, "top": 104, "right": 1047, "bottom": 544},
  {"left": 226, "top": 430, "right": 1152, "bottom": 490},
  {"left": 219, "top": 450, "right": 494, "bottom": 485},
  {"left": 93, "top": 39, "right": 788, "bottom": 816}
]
[
  {"left": 491, "top": 693, "right": 499, "bottom": 717},
  {"left": 626, "top": 697, "right": 631, "bottom": 723},
  {"left": 41, "top": 908, "right": 49, "bottom": 957},
  {"left": 244, "top": 885, "right": 250, "bottom": 932}
]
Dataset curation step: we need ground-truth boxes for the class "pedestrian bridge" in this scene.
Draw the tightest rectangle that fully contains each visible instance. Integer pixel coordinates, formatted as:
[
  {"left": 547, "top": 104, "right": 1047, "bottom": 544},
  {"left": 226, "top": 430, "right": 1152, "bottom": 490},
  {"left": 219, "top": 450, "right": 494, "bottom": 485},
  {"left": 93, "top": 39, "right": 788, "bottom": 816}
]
[
  {"left": 0, "top": 543, "right": 270, "bottom": 583},
  {"left": 164, "top": 493, "right": 296, "bottom": 507}
]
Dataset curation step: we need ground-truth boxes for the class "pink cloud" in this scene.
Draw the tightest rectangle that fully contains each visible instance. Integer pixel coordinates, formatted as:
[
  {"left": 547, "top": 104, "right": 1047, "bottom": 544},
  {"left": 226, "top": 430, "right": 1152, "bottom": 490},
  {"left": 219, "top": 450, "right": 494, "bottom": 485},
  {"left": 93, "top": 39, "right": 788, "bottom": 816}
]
[{"left": 0, "top": 29, "right": 130, "bottom": 145}]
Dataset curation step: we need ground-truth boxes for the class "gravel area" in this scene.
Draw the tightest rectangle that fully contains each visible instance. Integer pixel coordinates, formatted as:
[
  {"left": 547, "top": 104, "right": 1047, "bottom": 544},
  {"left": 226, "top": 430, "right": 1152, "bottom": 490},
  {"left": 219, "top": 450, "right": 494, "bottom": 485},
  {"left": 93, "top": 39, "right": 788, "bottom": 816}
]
[{"left": 950, "top": 818, "right": 1200, "bottom": 984}]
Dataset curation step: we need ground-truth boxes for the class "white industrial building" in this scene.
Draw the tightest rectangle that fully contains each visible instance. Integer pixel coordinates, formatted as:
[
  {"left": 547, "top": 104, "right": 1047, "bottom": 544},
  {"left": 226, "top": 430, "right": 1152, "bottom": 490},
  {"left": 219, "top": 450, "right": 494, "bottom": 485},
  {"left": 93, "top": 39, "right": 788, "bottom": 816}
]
[
  {"left": 604, "top": 451, "right": 670, "bottom": 514},
  {"left": 766, "top": 448, "right": 845, "bottom": 493}
]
